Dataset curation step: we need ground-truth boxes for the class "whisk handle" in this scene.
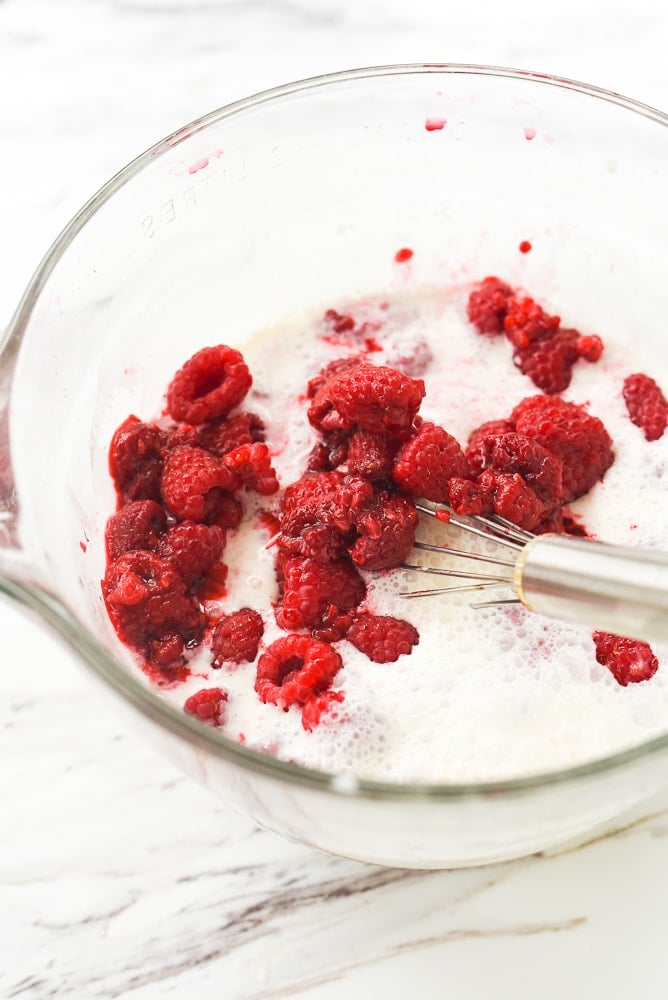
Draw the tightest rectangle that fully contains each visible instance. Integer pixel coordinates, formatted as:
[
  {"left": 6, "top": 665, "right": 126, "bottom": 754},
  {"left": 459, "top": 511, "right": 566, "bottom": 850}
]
[{"left": 515, "top": 534, "right": 668, "bottom": 645}]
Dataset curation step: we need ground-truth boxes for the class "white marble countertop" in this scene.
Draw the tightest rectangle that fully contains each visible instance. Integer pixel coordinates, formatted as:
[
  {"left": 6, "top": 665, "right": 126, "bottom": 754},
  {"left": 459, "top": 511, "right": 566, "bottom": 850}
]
[{"left": 2, "top": 2, "right": 668, "bottom": 997}]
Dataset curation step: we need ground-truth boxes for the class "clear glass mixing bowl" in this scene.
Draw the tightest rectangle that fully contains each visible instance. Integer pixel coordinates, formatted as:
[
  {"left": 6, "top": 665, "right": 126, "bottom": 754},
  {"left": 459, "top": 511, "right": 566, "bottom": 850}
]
[{"left": 2, "top": 65, "right": 668, "bottom": 868}]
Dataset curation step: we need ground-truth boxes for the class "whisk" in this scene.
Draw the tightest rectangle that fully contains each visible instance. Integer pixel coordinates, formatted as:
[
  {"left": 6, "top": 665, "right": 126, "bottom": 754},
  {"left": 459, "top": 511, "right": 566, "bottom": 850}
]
[{"left": 402, "top": 502, "right": 668, "bottom": 645}]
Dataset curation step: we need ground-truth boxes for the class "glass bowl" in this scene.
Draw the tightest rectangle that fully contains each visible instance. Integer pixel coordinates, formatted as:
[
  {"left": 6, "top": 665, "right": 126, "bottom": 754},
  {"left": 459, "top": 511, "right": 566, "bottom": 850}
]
[{"left": 2, "top": 64, "right": 668, "bottom": 868}]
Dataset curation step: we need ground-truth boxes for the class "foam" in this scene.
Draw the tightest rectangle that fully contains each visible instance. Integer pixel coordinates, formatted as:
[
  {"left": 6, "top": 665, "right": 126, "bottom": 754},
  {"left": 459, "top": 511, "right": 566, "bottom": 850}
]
[{"left": 154, "top": 287, "right": 668, "bottom": 783}]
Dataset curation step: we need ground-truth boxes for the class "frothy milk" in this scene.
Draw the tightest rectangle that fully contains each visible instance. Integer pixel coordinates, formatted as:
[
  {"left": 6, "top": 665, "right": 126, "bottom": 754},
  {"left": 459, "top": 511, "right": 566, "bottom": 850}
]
[{"left": 153, "top": 287, "right": 668, "bottom": 783}]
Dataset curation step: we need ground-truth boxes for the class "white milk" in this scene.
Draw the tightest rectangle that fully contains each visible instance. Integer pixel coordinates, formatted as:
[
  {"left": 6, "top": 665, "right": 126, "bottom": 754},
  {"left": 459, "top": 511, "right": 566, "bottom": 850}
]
[{"left": 153, "top": 287, "right": 668, "bottom": 783}]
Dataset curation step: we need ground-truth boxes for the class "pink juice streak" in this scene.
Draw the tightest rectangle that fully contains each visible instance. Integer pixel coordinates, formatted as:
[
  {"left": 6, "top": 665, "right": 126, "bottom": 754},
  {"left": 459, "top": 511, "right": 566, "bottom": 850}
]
[
  {"left": 524, "top": 126, "right": 537, "bottom": 141},
  {"left": 188, "top": 148, "right": 223, "bottom": 175},
  {"left": 425, "top": 117, "right": 446, "bottom": 132}
]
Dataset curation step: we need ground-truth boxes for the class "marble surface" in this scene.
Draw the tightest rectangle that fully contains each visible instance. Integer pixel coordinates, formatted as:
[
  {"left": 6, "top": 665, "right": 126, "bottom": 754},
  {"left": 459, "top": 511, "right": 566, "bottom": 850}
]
[{"left": 2, "top": 1, "right": 668, "bottom": 997}]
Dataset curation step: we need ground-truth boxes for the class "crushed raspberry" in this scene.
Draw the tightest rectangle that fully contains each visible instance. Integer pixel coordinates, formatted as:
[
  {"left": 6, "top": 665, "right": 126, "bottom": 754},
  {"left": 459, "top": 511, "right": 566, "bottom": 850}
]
[
  {"left": 255, "top": 634, "right": 343, "bottom": 709},
  {"left": 156, "top": 522, "right": 226, "bottom": 587},
  {"left": 466, "top": 419, "right": 514, "bottom": 456},
  {"left": 466, "top": 431, "right": 564, "bottom": 509},
  {"left": 166, "top": 345, "right": 252, "bottom": 425},
  {"left": 503, "top": 295, "right": 560, "bottom": 350},
  {"left": 622, "top": 373, "right": 668, "bottom": 441},
  {"left": 102, "top": 550, "right": 204, "bottom": 663},
  {"left": 109, "top": 416, "right": 165, "bottom": 503},
  {"left": 306, "top": 430, "right": 351, "bottom": 472},
  {"left": 276, "top": 556, "right": 366, "bottom": 631},
  {"left": 211, "top": 608, "right": 264, "bottom": 667},
  {"left": 311, "top": 363, "right": 425, "bottom": 438},
  {"left": 447, "top": 477, "right": 490, "bottom": 516},
  {"left": 513, "top": 326, "right": 580, "bottom": 395},
  {"left": 161, "top": 445, "right": 237, "bottom": 522},
  {"left": 184, "top": 687, "right": 228, "bottom": 725},
  {"left": 345, "top": 429, "right": 398, "bottom": 483},
  {"left": 576, "top": 334, "right": 604, "bottom": 363},
  {"left": 393, "top": 422, "right": 470, "bottom": 501},
  {"left": 592, "top": 631, "right": 659, "bottom": 686},
  {"left": 301, "top": 690, "right": 345, "bottom": 731},
  {"left": 281, "top": 472, "right": 372, "bottom": 540},
  {"left": 346, "top": 613, "right": 419, "bottom": 663},
  {"left": 350, "top": 491, "right": 418, "bottom": 570},
  {"left": 467, "top": 277, "right": 513, "bottom": 335},
  {"left": 511, "top": 395, "right": 614, "bottom": 500},
  {"left": 477, "top": 469, "right": 546, "bottom": 531},
  {"left": 105, "top": 500, "right": 167, "bottom": 561},
  {"left": 222, "top": 442, "right": 279, "bottom": 495},
  {"left": 197, "top": 411, "right": 265, "bottom": 457}
]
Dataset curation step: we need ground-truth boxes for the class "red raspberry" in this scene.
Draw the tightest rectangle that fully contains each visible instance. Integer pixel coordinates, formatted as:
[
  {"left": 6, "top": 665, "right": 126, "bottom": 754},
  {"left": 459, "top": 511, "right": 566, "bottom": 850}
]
[
  {"left": 345, "top": 429, "right": 398, "bottom": 483},
  {"left": 467, "top": 277, "right": 513, "bottom": 335},
  {"left": 276, "top": 556, "right": 366, "bottom": 631},
  {"left": 350, "top": 491, "right": 418, "bottom": 570},
  {"left": 105, "top": 500, "right": 167, "bottom": 561},
  {"left": 503, "top": 295, "right": 560, "bottom": 349},
  {"left": 306, "top": 357, "right": 361, "bottom": 399},
  {"left": 211, "top": 608, "right": 264, "bottom": 667},
  {"left": 511, "top": 395, "right": 614, "bottom": 501},
  {"left": 592, "top": 631, "right": 659, "bottom": 686},
  {"left": 301, "top": 690, "right": 345, "bottom": 731},
  {"left": 576, "top": 334, "right": 604, "bottom": 363},
  {"left": 513, "top": 327, "right": 580, "bottom": 394},
  {"left": 622, "top": 373, "right": 668, "bottom": 441},
  {"left": 279, "top": 472, "right": 373, "bottom": 563},
  {"left": 161, "top": 445, "right": 237, "bottom": 522},
  {"left": 465, "top": 431, "right": 564, "bottom": 509},
  {"left": 184, "top": 687, "right": 228, "bottom": 725},
  {"left": 166, "top": 345, "right": 252, "bottom": 425},
  {"left": 157, "top": 522, "right": 226, "bottom": 587},
  {"left": 102, "top": 550, "right": 204, "bottom": 661},
  {"left": 346, "top": 613, "right": 419, "bottom": 663},
  {"left": 466, "top": 419, "right": 515, "bottom": 456},
  {"left": 109, "top": 416, "right": 165, "bottom": 503},
  {"left": 477, "top": 470, "right": 546, "bottom": 531},
  {"left": 393, "top": 422, "right": 470, "bottom": 501},
  {"left": 222, "top": 442, "right": 279, "bottom": 495},
  {"left": 197, "top": 411, "right": 265, "bottom": 457},
  {"left": 447, "top": 477, "right": 491, "bottom": 516},
  {"left": 307, "top": 430, "right": 351, "bottom": 472},
  {"left": 310, "top": 363, "right": 425, "bottom": 438},
  {"left": 255, "top": 634, "right": 343, "bottom": 709}
]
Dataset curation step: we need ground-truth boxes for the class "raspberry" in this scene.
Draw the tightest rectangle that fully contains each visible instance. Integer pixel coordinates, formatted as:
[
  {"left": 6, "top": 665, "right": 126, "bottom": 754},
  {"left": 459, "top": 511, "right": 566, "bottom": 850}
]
[
  {"left": 465, "top": 431, "right": 564, "bottom": 509},
  {"left": 346, "top": 613, "right": 419, "bottom": 662},
  {"left": 102, "top": 550, "right": 204, "bottom": 661},
  {"left": 222, "top": 442, "right": 279, "bottom": 495},
  {"left": 513, "top": 327, "right": 580, "bottom": 394},
  {"left": 310, "top": 363, "right": 425, "bottom": 438},
  {"left": 306, "top": 357, "right": 361, "bottom": 399},
  {"left": 306, "top": 430, "right": 350, "bottom": 472},
  {"left": 212, "top": 496, "right": 243, "bottom": 530},
  {"left": 301, "top": 690, "right": 345, "bottom": 731},
  {"left": 161, "top": 445, "right": 238, "bottom": 522},
  {"left": 503, "top": 295, "right": 560, "bottom": 349},
  {"left": 447, "top": 477, "right": 490, "bottom": 516},
  {"left": 197, "top": 411, "right": 265, "bottom": 457},
  {"left": 477, "top": 470, "right": 546, "bottom": 531},
  {"left": 184, "top": 687, "right": 228, "bottom": 725},
  {"left": 592, "top": 631, "right": 659, "bottom": 686},
  {"left": 576, "top": 334, "right": 604, "bottom": 363},
  {"left": 466, "top": 419, "right": 514, "bottom": 456},
  {"left": 393, "top": 422, "right": 470, "bottom": 501},
  {"left": 211, "top": 608, "right": 264, "bottom": 667},
  {"left": 511, "top": 395, "right": 614, "bottom": 500},
  {"left": 157, "top": 522, "right": 226, "bottom": 587},
  {"left": 166, "top": 345, "right": 252, "bottom": 425},
  {"left": 276, "top": 556, "right": 366, "bottom": 631},
  {"left": 105, "top": 500, "right": 167, "bottom": 561},
  {"left": 345, "top": 429, "right": 398, "bottom": 483},
  {"left": 255, "top": 634, "right": 343, "bottom": 709},
  {"left": 279, "top": 472, "right": 373, "bottom": 563},
  {"left": 109, "top": 416, "right": 165, "bottom": 502},
  {"left": 622, "top": 373, "right": 668, "bottom": 441},
  {"left": 350, "top": 491, "right": 418, "bottom": 570},
  {"left": 467, "top": 277, "right": 513, "bottom": 335}
]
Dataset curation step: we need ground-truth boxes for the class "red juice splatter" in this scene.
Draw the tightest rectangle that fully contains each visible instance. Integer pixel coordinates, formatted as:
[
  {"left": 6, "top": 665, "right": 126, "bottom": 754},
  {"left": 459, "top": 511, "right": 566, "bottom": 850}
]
[
  {"left": 188, "top": 157, "right": 210, "bottom": 175},
  {"left": 435, "top": 509, "right": 451, "bottom": 523},
  {"left": 425, "top": 117, "right": 446, "bottom": 131},
  {"left": 519, "top": 240, "right": 532, "bottom": 254},
  {"left": 395, "top": 247, "right": 414, "bottom": 263},
  {"left": 524, "top": 127, "right": 536, "bottom": 141}
]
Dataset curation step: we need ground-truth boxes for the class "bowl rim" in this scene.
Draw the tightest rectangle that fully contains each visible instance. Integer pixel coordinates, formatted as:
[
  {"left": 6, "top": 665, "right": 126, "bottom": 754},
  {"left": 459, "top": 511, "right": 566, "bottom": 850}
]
[{"left": 6, "top": 62, "right": 668, "bottom": 803}]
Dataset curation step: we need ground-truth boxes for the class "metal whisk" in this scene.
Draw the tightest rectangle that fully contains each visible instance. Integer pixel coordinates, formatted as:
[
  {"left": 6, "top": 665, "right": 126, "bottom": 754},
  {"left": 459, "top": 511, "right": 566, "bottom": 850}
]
[{"left": 402, "top": 502, "right": 668, "bottom": 646}]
